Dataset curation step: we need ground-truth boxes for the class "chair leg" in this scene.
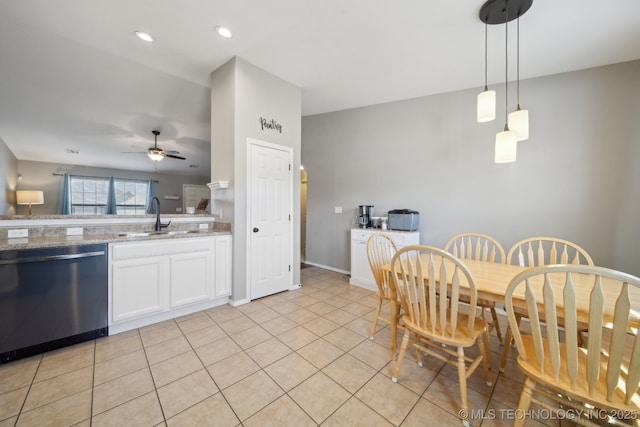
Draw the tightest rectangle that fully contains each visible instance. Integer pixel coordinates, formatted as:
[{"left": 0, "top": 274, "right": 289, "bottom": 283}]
[
  {"left": 392, "top": 331, "right": 411, "bottom": 383},
  {"left": 514, "top": 377, "right": 536, "bottom": 427},
  {"left": 490, "top": 306, "right": 503, "bottom": 343},
  {"left": 369, "top": 297, "right": 383, "bottom": 340},
  {"left": 456, "top": 346, "right": 469, "bottom": 425},
  {"left": 479, "top": 330, "right": 492, "bottom": 386}
]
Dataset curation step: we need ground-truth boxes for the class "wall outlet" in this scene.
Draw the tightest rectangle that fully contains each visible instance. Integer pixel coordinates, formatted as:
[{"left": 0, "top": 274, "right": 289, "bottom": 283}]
[
  {"left": 335, "top": 206, "right": 342, "bottom": 214},
  {"left": 199, "top": 223, "right": 209, "bottom": 231},
  {"left": 8, "top": 229, "right": 28, "bottom": 238},
  {"left": 66, "top": 227, "right": 84, "bottom": 236}
]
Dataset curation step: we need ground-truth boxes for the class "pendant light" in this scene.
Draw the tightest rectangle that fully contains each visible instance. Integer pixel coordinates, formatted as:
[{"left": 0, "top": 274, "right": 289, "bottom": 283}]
[
  {"left": 477, "top": 22, "right": 496, "bottom": 123},
  {"left": 494, "top": 2, "right": 516, "bottom": 163},
  {"left": 508, "top": 16, "right": 529, "bottom": 141}
]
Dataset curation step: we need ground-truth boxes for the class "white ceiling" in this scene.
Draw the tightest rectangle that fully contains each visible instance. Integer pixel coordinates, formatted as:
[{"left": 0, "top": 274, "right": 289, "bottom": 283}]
[{"left": 1, "top": 0, "right": 639, "bottom": 175}]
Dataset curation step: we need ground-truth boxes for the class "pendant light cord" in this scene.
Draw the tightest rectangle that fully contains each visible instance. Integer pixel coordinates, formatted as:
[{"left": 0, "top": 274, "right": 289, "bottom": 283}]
[
  {"left": 504, "top": 3, "right": 509, "bottom": 128},
  {"left": 516, "top": 15, "right": 520, "bottom": 109},
  {"left": 484, "top": 21, "right": 488, "bottom": 90}
]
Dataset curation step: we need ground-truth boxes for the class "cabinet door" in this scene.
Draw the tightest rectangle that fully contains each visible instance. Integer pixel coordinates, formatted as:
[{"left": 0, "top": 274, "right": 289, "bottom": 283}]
[
  {"left": 170, "top": 251, "right": 211, "bottom": 308},
  {"left": 350, "top": 237, "right": 375, "bottom": 287},
  {"left": 213, "top": 235, "right": 232, "bottom": 297},
  {"left": 112, "top": 257, "right": 165, "bottom": 322}
]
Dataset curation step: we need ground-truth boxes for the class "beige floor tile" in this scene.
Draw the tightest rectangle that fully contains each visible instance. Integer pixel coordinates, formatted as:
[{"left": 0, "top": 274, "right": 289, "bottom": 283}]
[
  {"left": 166, "top": 393, "right": 240, "bottom": 427},
  {"left": 355, "top": 373, "right": 420, "bottom": 426},
  {"left": 297, "top": 338, "right": 345, "bottom": 369},
  {"left": 34, "top": 342, "right": 94, "bottom": 382},
  {"left": 94, "top": 333, "right": 143, "bottom": 364},
  {"left": 260, "top": 316, "right": 298, "bottom": 336},
  {"left": 490, "top": 374, "right": 525, "bottom": 409},
  {"left": 184, "top": 324, "right": 227, "bottom": 349},
  {"left": 257, "top": 293, "right": 288, "bottom": 307},
  {"left": 150, "top": 350, "right": 204, "bottom": 388},
  {"left": 222, "top": 371, "right": 284, "bottom": 421},
  {"left": 195, "top": 336, "right": 242, "bottom": 367},
  {"left": 341, "top": 302, "right": 374, "bottom": 317},
  {"left": 228, "top": 325, "right": 272, "bottom": 350},
  {"left": 176, "top": 313, "right": 216, "bottom": 334},
  {"left": 286, "top": 308, "right": 319, "bottom": 324},
  {"left": 92, "top": 367, "right": 155, "bottom": 415},
  {"left": 276, "top": 326, "right": 319, "bottom": 350},
  {"left": 288, "top": 371, "right": 350, "bottom": 424},
  {"left": 324, "top": 308, "right": 359, "bottom": 326},
  {"left": 245, "top": 307, "right": 281, "bottom": 324},
  {"left": 140, "top": 322, "right": 183, "bottom": 347},
  {"left": 244, "top": 395, "right": 315, "bottom": 427},
  {"left": 144, "top": 335, "right": 192, "bottom": 365},
  {"left": 324, "top": 327, "right": 366, "bottom": 352},
  {"left": 344, "top": 316, "right": 376, "bottom": 337},
  {"left": 16, "top": 389, "right": 91, "bottom": 427},
  {"left": 140, "top": 318, "right": 178, "bottom": 333},
  {"left": 23, "top": 366, "right": 93, "bottom": 412},
  {"left": 323, "top": 396, "right": 394, "bottom": 427},
  {"left": 288, "top": 295, "right": 321, "bottom": 307},
  {"left": 157, "top": 369, "right": 219, "bottom": 419},
  {"left": 91, "top": 391, "right": 164, "bottom": 427},
  {"left": 381, "top": 358, "right": 438, "bottom": 396},
  {"left": 244, "top": 337, "right": 292, "bottom": 368},
  {"left": 0, "top": 386, "right": 29, "bottom": 420},
  {"left": 205, "top": 305, "right": 244, "bottom": 323},
  {"left": 324, "top": 295, "right": 353, "bottom": 309},
  {"left": 322, "top": 353, "right": 377, "bottom": 394},
  {"left": 439, "top": 356, "right": 497, "bottom": 397},
  {"left": 217, "top": 315, "right": 258, "bottom": 335},
  {"left": 306, "top": 301, "right": 342, "bottom": 316},
  {"left": 206, "top": 351, "right": 261, "bottom": 389},
  {"left": 264, "top": 352, "right": 318, "bottom": 391},
  {"left": 0, "top": 417, "right": 17, "bottom": 427},
  {"left": 422, "top": 374, "right": 490, "bottom": 418},
  {"left": 236, "top": 300, "right": 267, "bottom": 314},
  {"left": 270, "top": 301, "right": 300, "bottom": 315},
  {"left": 0, "top": 356, "right": 40, "bottom": 394},
  {"left": 401, "top": 397, "right": 463, "bottom": 427},
  {"left": 348, "top": 338, "right": 393, "bottom": 370},
  {"left": 93, "top": 349, "right": 148, "bottom": 385},
  {"left": 301, "top": 316, "right": 340, "bottom": 337}
]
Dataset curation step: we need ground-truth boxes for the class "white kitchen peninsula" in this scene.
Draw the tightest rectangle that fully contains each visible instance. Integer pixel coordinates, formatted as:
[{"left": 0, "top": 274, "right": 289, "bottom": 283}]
[{"left": 350, "top": 228, "right": 420, "bottom": 291}]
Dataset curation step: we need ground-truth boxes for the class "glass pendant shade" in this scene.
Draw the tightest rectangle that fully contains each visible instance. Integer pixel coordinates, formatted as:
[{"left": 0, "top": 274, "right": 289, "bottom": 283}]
[
  {"left": 494, "top": 128, "right": 517, "bottom": 163},
  {"left": 508, "top": 107, "right": 529, "bottom": 141},
  {"left": 477, "top": 89, "right": 496, "bottom": 122}
]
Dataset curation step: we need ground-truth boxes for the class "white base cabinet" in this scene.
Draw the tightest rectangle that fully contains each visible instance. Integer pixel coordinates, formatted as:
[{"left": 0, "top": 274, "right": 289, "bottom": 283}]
[
  {"left": 109, "top": 235, "right": 232, "bottom": 333},
  {"left": 350, "top": 228, "right": 420, "bottom": 291}
]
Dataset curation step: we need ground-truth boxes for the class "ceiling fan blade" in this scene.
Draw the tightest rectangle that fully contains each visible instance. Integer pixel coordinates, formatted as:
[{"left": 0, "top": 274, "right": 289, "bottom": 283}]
[{"left": 165, "top": 153, "right": 186, "bottom": 160}]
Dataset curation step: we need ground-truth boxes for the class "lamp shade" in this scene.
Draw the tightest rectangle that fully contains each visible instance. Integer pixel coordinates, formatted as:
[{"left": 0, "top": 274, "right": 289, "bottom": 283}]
[
  {"left": 508, "top": 108, "right": 529, "bottom": 141},
  {"left": 16, "top": 190, "right": 44, "bottom": 205},
  {"left": 477, "top": 89, "right": 496, "bottom": 122},
  {"left": 494, "top": 129, "right": 517, "bottom": 163}
]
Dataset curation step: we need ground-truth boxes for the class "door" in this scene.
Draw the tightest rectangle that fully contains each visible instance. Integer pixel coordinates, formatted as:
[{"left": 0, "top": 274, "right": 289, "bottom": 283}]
[{"left": 249, "top": 140, "right": 293, "bottom": 299}]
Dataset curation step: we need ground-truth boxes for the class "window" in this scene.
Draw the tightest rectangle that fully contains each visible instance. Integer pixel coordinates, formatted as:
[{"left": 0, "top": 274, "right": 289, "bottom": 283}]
[
  {"left": 68, "top": 176, "right": 150, "bottom": 215},
  {"left": 114, "top": 179, "right": 149, "bottom": 215}
]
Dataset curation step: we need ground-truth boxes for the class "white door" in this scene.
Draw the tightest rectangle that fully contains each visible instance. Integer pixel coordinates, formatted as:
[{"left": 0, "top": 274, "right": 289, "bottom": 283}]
[{"left": 249, "top": 140, "right": 293, "bottom": 299}]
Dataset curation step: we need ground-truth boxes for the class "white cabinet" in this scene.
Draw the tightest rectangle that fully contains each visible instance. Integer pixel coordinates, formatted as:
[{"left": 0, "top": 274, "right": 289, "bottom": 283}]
[
  {"left": 350, "top": 228, "right": 420, "bottom": 291},
  {"left": 109, "top": 235, "right": 232, "bottom": 333}
]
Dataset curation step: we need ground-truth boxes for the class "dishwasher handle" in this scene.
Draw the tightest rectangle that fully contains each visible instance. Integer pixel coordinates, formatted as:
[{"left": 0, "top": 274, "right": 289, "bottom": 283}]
[{"left": 0, "top": 251, "right": 106, "bottom": 265}]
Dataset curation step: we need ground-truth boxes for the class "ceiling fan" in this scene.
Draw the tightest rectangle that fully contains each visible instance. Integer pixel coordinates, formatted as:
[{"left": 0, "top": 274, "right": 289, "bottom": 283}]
[{"left": 122, "top": 130, "right": 186, "bottom": 161}]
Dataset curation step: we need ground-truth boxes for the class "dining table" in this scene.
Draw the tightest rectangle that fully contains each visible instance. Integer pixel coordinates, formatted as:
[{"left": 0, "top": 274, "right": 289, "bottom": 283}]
[{"left": 383, "top": 256, "right": 640, "bottom": 359}]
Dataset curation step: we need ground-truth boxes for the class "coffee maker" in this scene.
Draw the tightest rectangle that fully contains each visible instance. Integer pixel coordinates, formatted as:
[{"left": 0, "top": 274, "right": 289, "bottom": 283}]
[{"left": 357, "top": 205, "right": 374, "bottom": 228}]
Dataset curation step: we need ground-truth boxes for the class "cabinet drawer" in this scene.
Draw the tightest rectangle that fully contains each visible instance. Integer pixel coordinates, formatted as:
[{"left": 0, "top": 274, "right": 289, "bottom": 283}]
[{"left": 111, "top": 237, "right": 211, "bottom": 260}]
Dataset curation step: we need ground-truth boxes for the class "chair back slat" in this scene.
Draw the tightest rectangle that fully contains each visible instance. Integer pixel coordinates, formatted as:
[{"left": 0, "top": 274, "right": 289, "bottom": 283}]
[
  {"left": 507, "top": 237, "right": 594, "bottom": 267},
  {"left": 563, "top": 274, "right": 579, "bottom": 388},
  {"left": 542, "top": 273, "right": 561, "bottom": 382},
  {"left": 391, "top": 245, "right": 477, "bottom": 340},
  {"left": 366, "top": 233, "right": 398, "bottom": 298},
  {"left": 444, "top": 233, "right": 506, "bottom": 264},
  {"left": 607, "top": 283, "right": 630, "bottom": 401},
  {"left": 587, "top": 276, "right": 605, "bottom": 396},
  {"left": 505, "top": 265, "right": 640, "bottom": 410}
]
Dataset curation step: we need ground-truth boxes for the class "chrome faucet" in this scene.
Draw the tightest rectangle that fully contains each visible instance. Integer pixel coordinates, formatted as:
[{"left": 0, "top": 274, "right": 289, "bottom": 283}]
[{"left": 150, "top": 197, "right": 171, "bottom": 231}]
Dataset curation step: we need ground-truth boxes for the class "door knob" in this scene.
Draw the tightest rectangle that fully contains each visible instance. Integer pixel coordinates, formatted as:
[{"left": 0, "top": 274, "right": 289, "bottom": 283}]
[{"left": 253, "top": 227, "right": 259, "bottom": 233}]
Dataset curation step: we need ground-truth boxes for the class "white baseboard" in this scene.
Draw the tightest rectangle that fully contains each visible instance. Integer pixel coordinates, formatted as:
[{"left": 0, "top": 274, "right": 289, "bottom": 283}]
[
  {"left": 290, "top": 283, "right": 302, "bottom": 290},
  {"left": 302, "top": 261, "right": 350, "bottom": 275},
  {"left": 229, "top": 297, "right": 250, "bottom": 307}
]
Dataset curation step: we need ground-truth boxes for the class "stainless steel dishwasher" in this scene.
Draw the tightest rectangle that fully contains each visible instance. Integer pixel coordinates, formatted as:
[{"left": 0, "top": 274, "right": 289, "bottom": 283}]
[{"left": 0, "top": 243, "right": 108, "bottom": 363}]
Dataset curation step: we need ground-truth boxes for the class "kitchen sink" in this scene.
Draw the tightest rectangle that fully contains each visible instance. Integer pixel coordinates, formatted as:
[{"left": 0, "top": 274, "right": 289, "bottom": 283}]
[{"left": 115, "top": 230, "right": 202, "bottom": 238}]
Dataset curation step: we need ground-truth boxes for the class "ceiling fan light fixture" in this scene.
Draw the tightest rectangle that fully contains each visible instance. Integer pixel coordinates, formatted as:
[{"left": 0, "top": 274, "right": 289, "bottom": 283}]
[
  {"left": 215, "top": 26, "right": 232, "bottom": 38},
  {"left": 147, "top": 150, "right": 164, "bottom": 161},
  {"left": 135, "top": 31, "right": 154, "bottom": 42}
]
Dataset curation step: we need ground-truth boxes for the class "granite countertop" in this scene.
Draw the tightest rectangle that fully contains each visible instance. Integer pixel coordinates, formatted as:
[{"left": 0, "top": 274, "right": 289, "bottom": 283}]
[{"left": 0, "top": 230, "right": 232, "bottom": 251}]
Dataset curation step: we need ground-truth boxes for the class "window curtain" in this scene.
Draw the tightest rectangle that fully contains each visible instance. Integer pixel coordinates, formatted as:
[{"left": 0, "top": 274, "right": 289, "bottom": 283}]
[
  {"left": 146, "top": 179, "right": 155, "bottom": 214},
  {"left": 106, "top": 177, "right": 116, "bottom": 214},
  {"left": 57, "top": 173, "right": 72, "bottom": 214}
]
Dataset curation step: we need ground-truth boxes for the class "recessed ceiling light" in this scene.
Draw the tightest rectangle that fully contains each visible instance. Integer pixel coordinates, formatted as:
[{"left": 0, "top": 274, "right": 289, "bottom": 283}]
[
  {"left": 135, "top": 31, "right": 154, "bottom": 42},
  {"left": 215, "top": 26, "right": 232, "bottom": 38}
]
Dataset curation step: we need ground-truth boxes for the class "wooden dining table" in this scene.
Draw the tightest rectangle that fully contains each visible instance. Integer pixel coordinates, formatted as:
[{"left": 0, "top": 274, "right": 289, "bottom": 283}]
[{"left": 383, "top": 256, "right": 640, "bottom": 358}]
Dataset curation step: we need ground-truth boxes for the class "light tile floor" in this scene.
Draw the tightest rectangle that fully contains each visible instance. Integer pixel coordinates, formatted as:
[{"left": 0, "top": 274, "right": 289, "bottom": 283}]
[{"left": 0, "top": 266, "right": 574, "bottom": 426}]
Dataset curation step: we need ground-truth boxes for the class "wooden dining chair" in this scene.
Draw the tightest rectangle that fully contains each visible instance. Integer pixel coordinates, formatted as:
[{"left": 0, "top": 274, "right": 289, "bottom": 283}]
[
  {"left": 500, "top": 237, "right": 594, "bottom": 372},
  {"left": 504, "top": 264, "right": 640, "bottom": 427},
  {"left": 366, "top": 233, "right": 399, "bottom": 340},
  {"left": 390, "top": 245, "right": 491, "bottom": 427},
  {"left": 445, "top": 233, "right": 506, "bottom": 343}
]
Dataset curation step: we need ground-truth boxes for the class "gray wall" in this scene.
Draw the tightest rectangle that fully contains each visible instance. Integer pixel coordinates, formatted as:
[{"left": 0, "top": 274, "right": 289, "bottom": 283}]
[
  {"left": 15, "top": 160, "right": 209, "bottom": 215},
  {"left": 0, "top": 137, "right": 18, "bottom": 215},
  {"left": 302, "top": 60, "right": 640, "bottom": 276},
  {"left": 211, "top": 58, "right": 302, "bottom": 301}
]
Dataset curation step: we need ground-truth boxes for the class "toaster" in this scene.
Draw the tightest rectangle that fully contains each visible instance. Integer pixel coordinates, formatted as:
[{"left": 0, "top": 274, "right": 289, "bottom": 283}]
[{"left": 387, "top": 209, "right": 419, "bottom": 231}]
